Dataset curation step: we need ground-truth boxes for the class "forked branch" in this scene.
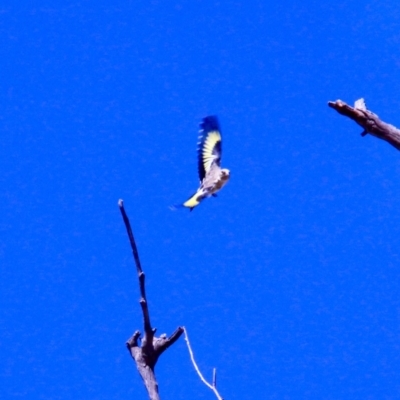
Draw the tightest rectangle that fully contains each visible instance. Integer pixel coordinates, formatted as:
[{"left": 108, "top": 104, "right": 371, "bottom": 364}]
[
  {"left": 118, "top": 199, "right": 184, "bottom": 400},
  {"left": 328, "top": 98, "right": 400, "bottom": 150},
  {"left": 183, "top": 327, "right": 224, "bottom": 400}
]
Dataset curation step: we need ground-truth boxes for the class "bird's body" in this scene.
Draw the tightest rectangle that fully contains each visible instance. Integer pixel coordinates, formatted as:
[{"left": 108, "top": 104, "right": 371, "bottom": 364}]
[{"left": 173, "top": 116, "right": 230, "bottom": 211}]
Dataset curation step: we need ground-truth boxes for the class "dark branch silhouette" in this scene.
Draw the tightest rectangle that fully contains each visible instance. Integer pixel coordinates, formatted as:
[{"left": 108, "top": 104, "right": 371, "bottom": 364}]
[
  {"left": 328, "top": 98, "right": 400, "bottom": 150},
  {"left": 118, "top": 199, "right": 184, "bottom": 400}
]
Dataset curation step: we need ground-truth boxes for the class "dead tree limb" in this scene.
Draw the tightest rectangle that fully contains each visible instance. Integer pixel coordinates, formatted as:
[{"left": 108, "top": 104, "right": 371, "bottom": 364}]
[
  {"left": 118, "top": 199, "right": 184, "bottom": 400},
  {"left": 328, "top": 98, "right": 400, "bottom": 151},
  {"left": 183, "top": 327, "right": 224, "bottom": 400}
]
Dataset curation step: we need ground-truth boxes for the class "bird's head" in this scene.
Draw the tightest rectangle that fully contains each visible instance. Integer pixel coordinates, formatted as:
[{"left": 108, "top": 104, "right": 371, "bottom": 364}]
[{"left": 221, "top": 168, "right": 230, "bottom": 180}]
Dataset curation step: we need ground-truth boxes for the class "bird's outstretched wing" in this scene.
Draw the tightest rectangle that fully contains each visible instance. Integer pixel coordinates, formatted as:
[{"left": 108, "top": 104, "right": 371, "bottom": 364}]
[{"left": 197, "top": 116, "right": 222, "bottom": 182}]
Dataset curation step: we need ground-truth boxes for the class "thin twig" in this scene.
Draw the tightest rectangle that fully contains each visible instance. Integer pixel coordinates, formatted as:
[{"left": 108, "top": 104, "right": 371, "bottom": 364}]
[
  {"left": 213, "top": 368, "right": 217, "bottom": 388},
  {"left": 183, "top": 327, "right": 224, "bottom": 400}
]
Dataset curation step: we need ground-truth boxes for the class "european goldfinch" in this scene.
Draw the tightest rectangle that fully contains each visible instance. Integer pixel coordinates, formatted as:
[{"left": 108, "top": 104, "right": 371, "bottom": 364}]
[{"left": 173, "top": 115, "right": 230, "bottom": 211}]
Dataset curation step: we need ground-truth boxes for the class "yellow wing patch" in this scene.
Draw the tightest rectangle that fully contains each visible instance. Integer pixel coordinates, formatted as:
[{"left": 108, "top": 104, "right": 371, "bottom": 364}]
[
  {"left": 201, "top": 130, "right": 221, "bottom": 175},
  {"left": 198, "top": 115, "right": 222, "bottom": 181}
]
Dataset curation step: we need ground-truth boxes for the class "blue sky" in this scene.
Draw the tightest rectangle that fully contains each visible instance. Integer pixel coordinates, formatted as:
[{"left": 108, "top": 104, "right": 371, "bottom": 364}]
[{"left": 2, "top": 1, "right": 400, "bottom": 399}]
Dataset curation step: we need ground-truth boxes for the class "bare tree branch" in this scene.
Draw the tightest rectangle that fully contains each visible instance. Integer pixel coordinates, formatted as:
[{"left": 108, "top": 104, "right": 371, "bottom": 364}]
[
  {"left": 212, "top": 368, "right": 217, "bottom": 388},
  {"left": 118, "top": 199, "right": 184, "bottom": 400},
  {"left": 328, "top": 98, "right": 400, "bottom": 150},
  {"left": 183, "top": 327, "right": 224, "bottom": 400}
]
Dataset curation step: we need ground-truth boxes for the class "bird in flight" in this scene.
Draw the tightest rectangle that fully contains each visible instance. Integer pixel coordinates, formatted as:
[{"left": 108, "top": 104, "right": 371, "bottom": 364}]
[{"left": 172, "top": 115, "right": 230, "bottom": 211}]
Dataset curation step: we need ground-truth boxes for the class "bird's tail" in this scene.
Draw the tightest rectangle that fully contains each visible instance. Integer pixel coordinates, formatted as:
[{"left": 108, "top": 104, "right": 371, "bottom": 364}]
[
  {"left": 169, "top": 203, "right": 185, "bottom": 211},
  {"left": 170, "top": 190, "right": 203, "bottom": 211}
]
